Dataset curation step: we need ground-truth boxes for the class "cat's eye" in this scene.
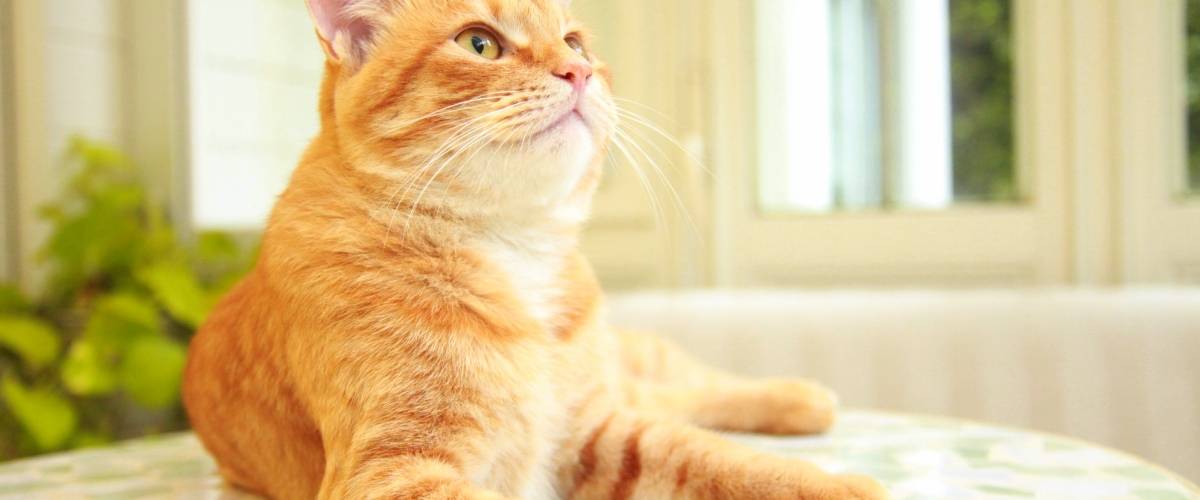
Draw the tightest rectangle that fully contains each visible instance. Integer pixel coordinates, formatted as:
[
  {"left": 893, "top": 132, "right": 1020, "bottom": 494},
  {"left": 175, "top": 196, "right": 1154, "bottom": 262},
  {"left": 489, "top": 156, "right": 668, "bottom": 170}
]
[
  {"left": 455, "top": 28, "right": 502, "bottom": 60},
  {"left": 565, "top": 35, "right": 587, "bottom": 57}
]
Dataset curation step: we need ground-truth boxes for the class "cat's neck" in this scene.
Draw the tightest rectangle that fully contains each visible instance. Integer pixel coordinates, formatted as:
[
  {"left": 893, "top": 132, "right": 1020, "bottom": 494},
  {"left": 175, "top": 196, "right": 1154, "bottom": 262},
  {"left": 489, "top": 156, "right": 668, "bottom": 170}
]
[{"left": 288, "top": 157, "right": 580, "bottom": 247}]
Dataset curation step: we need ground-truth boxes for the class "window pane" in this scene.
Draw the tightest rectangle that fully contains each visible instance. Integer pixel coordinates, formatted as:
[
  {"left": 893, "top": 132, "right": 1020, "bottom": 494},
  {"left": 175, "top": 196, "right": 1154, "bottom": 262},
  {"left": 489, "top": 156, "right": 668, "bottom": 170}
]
[
  {"left": 1188, "top": 0, "right": 1200, "bottom": 193},
  {"left": 756, "top": 0, "right": 1015, "bottom": 212}
]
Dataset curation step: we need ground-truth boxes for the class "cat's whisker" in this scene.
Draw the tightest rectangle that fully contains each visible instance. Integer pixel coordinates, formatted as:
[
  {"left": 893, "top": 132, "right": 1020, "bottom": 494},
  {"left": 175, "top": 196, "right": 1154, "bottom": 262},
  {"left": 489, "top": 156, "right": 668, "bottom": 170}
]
[
  {"left": 378, "top": 90, "right": 522, "bottom": 133},
  {"left": 402, "top": 100, "right": 547, "bottom": 232},
  {"left": 421, "top": 98, "right": 547, "bottom": 189},
  {"left": 612, "top": 97, "right": 676, "bottom": 125},
  {"left": 385, "top": 109, "right": 512, "bottom": 242},
  {"left": 596, "top": 113, "right": 666, "bottom": 232},
  {"left": 404, "top": 125, "right": 496, "bottom": 229},
  {"left": 586, "top": 105, "right": 679, "bottom": 234},
  {"left": 420, "top": 120, "right": 512, "bottom": 206},
  {"left": 390, "top": 122, "right": 491, "bottom": 235},
  {"left": 614, "top": 106, "right": 714, "bottom": 179},
  {"left": 389, "top": 102, "right": 528, "bottom": 210},
  {"left": 454, "top": 116, "right": 525, "bottom": 199},
  {"left": 613, "top": 126, "right": 698, "bottom": 238}
]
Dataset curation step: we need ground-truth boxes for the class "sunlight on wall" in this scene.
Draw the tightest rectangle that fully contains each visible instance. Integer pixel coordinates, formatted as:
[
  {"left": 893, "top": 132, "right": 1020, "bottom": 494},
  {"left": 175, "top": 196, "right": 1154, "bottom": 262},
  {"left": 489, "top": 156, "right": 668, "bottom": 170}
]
[
  {"left": 755, "top": 0, "right": 954, "bottom": 212},
  {"left": 893, "top": 0, "right": 953, "bottom": 208},
  {"left": 187, "top": 0, "right": 323, "bottom": 231},
  {"left": 756, "top": 0, "right": 835, "bottom": 212}
]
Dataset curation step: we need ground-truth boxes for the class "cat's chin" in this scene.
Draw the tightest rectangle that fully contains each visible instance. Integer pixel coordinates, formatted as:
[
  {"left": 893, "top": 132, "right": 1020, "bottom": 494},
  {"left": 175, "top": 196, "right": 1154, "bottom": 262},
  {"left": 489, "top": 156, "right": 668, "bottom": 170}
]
[
  {"left": 527, "top": 110, "right": 591, "bottom": 147},
  {"left": 474, "top": 118, "right": 598, "bottom": 211},
  {"left": 517, "top": 113, "right": 596, "bottom": 165}
]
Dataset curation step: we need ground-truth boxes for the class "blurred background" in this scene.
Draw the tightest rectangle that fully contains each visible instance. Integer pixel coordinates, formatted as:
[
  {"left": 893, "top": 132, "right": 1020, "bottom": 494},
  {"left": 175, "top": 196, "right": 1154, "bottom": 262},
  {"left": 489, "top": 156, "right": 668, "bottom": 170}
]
[{"left": 0, "top": 0, "right": 1198, "bottom": 482}]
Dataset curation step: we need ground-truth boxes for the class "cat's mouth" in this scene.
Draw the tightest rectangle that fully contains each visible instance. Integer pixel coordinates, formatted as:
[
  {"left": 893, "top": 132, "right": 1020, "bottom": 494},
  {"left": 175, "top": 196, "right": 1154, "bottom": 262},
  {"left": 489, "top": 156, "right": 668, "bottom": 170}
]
[{"left": 525, "top": 109, "right": 589, "bottom": 143}]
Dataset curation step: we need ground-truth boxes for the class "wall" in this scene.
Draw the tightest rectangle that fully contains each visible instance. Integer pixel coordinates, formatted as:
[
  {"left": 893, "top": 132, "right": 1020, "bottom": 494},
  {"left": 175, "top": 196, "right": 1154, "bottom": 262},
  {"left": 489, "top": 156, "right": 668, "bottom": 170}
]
[
  {"left": 186, "top": 0, "right": 323, "bottom": 231},
  {"left": 5, "top": 0, "right": 190, "bottom": 289},
  {"left": 8, "top": 0, "right": 129, "bottom": 290},
  {"left": 609, "top": 290, "right": 1200, "bottom": 482},
  {"left": 6, "top": 0, "right": 1195, "bottom": 290},
  {"left": 571, "top": 0, "right": 711, "bottom": 290}
]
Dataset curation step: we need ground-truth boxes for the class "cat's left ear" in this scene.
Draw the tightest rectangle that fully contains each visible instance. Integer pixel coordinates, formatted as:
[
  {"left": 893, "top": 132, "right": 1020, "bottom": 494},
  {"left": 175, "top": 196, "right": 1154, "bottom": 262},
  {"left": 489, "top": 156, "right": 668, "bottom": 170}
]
[{"left": 306, "top": 0, "right": 385, "bottom": 66}]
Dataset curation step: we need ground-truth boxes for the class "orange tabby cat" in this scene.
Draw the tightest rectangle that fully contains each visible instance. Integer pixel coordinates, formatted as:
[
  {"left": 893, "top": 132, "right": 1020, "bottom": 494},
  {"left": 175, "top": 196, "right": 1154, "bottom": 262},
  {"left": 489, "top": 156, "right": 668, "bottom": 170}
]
[{"left": 182, "top": 1, "right": 887, "bottom": 498}]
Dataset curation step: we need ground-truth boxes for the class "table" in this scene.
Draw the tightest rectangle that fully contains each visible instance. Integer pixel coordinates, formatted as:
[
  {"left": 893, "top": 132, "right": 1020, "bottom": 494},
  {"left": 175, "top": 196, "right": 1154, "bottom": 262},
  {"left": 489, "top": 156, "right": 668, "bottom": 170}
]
[{"left": 0, "top": 411, "right": 1194, "bottom": 499}]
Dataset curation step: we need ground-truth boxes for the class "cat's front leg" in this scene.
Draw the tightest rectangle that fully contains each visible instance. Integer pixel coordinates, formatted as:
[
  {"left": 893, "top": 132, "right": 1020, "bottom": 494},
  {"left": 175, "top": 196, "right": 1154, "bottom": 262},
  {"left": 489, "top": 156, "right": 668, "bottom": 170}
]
[
  {"left": 557, "top": 409, "right": 887, "bottom": 500},
  {"left": 618, "top": 330, "right": 839, "bottom": 435},
  {"left": 628, "top": 378, "right": 839, "bottom": 436}
]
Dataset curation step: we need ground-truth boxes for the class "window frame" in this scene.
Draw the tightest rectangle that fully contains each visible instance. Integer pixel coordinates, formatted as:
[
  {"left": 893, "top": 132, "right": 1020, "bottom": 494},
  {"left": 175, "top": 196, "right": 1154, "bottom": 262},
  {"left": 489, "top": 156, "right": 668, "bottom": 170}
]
[
  {"left": 708, "top": 0, "right": 1074, "bottom": 287},
  {"left": 1115, "top": 0, "right": 1200, "bottom": 283},
  {"left": 707, "top": 0, "right": 1200, "bottom": 287}
]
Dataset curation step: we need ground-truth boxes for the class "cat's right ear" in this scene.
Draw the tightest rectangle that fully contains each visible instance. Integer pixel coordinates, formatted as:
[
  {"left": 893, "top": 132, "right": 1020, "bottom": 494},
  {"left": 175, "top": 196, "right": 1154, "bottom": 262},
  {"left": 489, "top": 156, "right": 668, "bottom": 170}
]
[{"left": 306, "top": 0, "right": 380, "bottom": 67}]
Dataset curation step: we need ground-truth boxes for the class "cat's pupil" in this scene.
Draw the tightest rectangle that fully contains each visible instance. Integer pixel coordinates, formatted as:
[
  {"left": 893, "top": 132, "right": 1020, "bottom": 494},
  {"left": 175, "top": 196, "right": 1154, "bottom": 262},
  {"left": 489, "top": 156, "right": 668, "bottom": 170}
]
[{"left": 472, "top": 36, "right": 486, "bottom": 54}]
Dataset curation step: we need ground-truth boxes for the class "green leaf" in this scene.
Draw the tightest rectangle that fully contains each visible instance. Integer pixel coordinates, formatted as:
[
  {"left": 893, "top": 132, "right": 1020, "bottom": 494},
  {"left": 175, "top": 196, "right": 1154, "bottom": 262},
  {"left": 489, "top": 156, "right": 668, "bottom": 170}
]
[
  {"left": 60, "top": 340, "right": 118, "bottom": 396},
  {"left": 0, "top": 315, "right": 62, "bottom": 369},
  {"left": 136, "top": 262, "right": 211, "bottom": 328},
  {"left": 68, "top": 136, "right": 131, "bottom": 173},
  {"left": 196, "top": 231, "right": 241, "bottom": 264},
  {"left": 83, "top": 293, "right": 161, "bottom": 354},
  {"left": 95, "top": 293, "right": 160, "bottom": 329},
  {"left": 119, "top": 337, "right": 186, "bottom": 409},
  {"left": 70, "top": 430, "right": 111, "bottom": 449},
  {"left": 1, "top": 377, "right": 77, "bottom": 451},
  {"left": 40, "top": 197, "right": 144, "bottom": 295},
  {"left": 0, "top": 285, "right": 29, "bottom": 314}
]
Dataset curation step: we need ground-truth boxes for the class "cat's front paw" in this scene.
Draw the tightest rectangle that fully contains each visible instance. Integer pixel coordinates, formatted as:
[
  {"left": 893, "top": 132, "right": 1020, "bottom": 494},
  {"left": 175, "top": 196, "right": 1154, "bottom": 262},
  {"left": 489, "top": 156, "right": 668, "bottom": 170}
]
[
  {"left": 754, "top": 378, "right": 839, "bottom": 435},
  {"left": 698, "top": 378, "right": 839, "bottom": 435},
  {"left": 826, "top": 473, "right": 889, "bottom": 500},
  {"left": 754, "top": 463, "right": 888, "bottom": 500}
]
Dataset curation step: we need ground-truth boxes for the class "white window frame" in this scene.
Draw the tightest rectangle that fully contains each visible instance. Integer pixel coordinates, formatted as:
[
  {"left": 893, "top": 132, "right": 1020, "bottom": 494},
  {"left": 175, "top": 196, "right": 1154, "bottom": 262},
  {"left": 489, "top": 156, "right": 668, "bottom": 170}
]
[
  {"left": 6, "top": 0, "right": 48, "bottom": 291},
  {"left": 706, "top": 0, "right": 1199, "bottom": 287},
  {"left": 708, "top": 0, "right": 1068, "bottom": 287},
  {"left": 1115, "top": 0, "right": 1200, "bottom": 284}
]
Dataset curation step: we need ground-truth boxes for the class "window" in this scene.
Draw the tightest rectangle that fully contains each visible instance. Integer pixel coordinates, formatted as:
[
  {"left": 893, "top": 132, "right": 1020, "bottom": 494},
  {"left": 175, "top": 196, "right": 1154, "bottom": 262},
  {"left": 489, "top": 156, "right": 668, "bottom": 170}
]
[
  {"left": 756, "top": 0, "right": 1014, "bottom": 212},
  {"left": 950, "top": 0, "right": 1015, "bottom": 202}
]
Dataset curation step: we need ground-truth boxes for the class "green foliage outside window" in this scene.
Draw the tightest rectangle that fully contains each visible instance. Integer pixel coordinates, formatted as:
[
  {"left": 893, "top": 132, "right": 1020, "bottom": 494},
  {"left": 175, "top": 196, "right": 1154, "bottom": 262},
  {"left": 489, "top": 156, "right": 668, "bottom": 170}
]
[
  {"left": 950, "top": 0, "right": 1016, "bottom": 202},
  {"left": 0, "top": 138, "right": 254, "bottom": 459},
  {"left": 1188, "top": 0, "right": 1200, "bottom": 192}
]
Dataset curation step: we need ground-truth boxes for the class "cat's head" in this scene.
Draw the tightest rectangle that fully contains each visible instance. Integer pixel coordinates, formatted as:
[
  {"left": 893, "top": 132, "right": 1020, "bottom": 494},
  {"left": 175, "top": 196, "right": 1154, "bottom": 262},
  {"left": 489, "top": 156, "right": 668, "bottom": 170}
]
[{"left": 307, "top": 0, "right": 615, "bottom": 220}]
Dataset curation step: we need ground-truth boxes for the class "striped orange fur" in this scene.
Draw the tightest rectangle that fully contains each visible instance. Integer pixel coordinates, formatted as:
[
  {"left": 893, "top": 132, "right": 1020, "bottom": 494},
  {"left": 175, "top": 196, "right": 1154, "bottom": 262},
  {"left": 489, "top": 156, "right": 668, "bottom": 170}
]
[{"left": 182, "top": 1, "right": 887, "bottom": 498}]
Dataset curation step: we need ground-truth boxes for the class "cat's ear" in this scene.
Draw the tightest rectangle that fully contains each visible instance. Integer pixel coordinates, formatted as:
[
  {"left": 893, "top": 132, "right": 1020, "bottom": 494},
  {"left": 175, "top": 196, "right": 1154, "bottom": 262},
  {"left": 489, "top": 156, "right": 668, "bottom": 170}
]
[{"left": 306, "top": 0, "right": 383, "bottom": 66}]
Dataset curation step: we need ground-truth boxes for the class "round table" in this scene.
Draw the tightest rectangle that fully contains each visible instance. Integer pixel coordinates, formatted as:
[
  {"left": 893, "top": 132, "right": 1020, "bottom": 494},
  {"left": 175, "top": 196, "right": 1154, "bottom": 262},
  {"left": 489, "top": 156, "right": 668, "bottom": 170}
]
[{"left": 0, "top": 411, "right": 1194, "bottom": 499}]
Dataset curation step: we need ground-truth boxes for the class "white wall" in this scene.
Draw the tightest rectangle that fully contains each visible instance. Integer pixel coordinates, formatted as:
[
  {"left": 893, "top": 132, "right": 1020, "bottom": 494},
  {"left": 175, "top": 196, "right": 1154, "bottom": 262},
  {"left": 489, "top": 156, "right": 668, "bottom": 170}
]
[
  {"left": 187, "top": 0, "right": 323, "bottom": 231},
  {"left": 42, "top": 0, "right": 127, "bottom": 146},
  {"left": 608, "top": 290, "right": 1200, "bottom": 482}
]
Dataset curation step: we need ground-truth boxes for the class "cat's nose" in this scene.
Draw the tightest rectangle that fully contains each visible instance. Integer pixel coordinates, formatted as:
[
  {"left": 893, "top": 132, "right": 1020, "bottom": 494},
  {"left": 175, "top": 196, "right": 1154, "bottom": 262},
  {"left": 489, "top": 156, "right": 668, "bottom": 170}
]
[{"left": 553, "top": 60, "right": 593, "bottom": 92}]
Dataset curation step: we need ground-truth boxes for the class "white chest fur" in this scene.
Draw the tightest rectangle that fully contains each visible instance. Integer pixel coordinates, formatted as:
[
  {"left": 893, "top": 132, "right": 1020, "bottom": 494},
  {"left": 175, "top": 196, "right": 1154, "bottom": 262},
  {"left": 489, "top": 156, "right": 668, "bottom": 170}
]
[{"left": 475, "top": 227, "right": 567, "bottom": 329}]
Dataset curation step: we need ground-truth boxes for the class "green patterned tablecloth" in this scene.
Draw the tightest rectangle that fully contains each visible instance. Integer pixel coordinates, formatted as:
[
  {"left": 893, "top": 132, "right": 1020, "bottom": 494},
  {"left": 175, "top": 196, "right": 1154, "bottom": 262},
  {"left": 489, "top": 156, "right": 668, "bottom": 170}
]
[{"left": 0, "top": 411, "right": 1194, "bottom": 499}]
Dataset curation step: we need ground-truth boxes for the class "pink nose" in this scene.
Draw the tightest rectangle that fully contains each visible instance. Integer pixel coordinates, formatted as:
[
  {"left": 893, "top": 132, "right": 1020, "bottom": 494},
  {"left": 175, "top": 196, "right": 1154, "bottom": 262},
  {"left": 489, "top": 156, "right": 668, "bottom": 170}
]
[{"left": 554, "top": 60, "right": 593, "bottom": 91}]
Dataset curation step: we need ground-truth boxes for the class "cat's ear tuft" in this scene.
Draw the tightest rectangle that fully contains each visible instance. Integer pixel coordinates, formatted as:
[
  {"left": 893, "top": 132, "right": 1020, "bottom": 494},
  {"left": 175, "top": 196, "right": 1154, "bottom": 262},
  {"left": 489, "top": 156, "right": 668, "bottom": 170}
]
[{"left": 306, "top": 0, "right": 383, "bottom": 66}]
